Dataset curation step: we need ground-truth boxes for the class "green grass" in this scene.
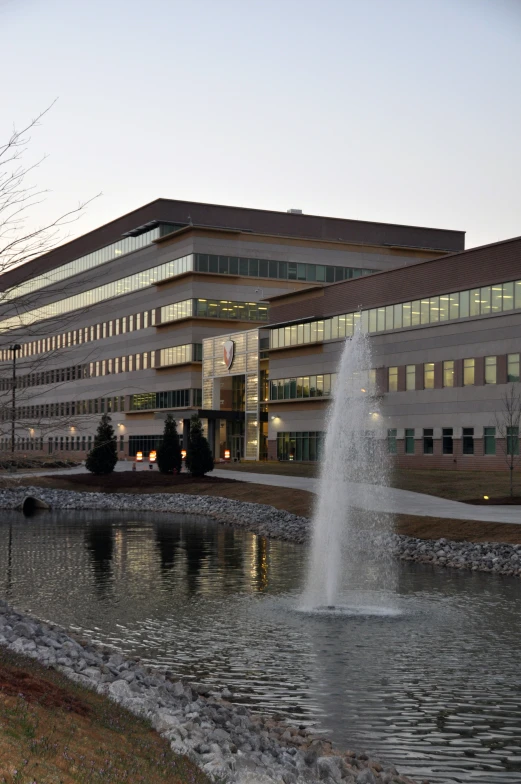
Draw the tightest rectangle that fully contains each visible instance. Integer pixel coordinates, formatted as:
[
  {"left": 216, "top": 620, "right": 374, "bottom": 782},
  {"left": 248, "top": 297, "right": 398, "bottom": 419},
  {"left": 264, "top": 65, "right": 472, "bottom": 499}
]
[{"left": 0, "top": 646, "right": 211, "bottom": 784}]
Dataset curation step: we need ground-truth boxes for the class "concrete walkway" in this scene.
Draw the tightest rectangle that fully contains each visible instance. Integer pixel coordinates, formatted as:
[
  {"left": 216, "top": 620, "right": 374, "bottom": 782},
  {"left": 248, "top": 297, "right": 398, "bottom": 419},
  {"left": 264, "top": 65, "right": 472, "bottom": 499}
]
[
  {"left": 212, "top": 469, "right": 521, "bottom": 525},
  {"left": 6, "top": 461, "right": 521, "bottom": 525}
]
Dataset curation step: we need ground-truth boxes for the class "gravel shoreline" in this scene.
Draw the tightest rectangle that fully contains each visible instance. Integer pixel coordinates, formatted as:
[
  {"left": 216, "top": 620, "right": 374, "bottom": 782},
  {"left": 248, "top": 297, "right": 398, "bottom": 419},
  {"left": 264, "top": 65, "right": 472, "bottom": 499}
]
[
  {"left": 1, "top": 486, "right": 520, "bottom": 578},
  {"left": 1, "top": 486, "right": 518, "bottom": 783},
  {"left": 0, "top": 601, "right": 414, "bottom": 784}
]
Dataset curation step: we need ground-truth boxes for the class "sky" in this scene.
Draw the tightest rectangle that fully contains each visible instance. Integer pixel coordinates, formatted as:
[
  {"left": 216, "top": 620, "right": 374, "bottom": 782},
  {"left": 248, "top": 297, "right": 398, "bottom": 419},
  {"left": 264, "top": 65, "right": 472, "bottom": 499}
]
[{"left": 1, "top": 0, "right": 520, "bottom": 251}]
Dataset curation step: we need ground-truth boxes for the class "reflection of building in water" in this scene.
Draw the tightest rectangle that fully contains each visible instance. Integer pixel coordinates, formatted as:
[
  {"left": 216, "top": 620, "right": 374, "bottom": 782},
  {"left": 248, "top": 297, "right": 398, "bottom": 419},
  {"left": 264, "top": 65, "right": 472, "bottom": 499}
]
[
  {"left": 250, "top": 535, "right": 270, "bottom": 592},
  {"left": 154, "top": 522, "right": 181, "bottom": 571},
  {"left": 85, "top": 522, "right": 114, "bottom": 599}
]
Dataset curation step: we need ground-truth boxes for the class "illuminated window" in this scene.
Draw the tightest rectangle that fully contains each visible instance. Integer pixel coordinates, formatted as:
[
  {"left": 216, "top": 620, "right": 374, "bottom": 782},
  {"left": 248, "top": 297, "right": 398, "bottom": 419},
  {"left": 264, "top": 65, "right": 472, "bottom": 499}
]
[
  {"left": 424, "top": 363, "right": 435, "bottom": 389},
  {"left": 463, "top": 359, "right": 475, "bottom": 386},
  {"left": 443, "top": 360, "right": 454, "bottom": 387},
  {"left": 388, "top": 367, "right": 398, "bottom": 392}
]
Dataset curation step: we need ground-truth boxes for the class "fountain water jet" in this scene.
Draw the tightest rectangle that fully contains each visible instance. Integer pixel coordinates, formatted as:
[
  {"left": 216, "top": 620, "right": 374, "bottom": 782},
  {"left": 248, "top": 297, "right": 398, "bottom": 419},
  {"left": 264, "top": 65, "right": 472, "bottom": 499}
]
[{"left": 303, "top": 328, "right": 394, "bottom": 610}]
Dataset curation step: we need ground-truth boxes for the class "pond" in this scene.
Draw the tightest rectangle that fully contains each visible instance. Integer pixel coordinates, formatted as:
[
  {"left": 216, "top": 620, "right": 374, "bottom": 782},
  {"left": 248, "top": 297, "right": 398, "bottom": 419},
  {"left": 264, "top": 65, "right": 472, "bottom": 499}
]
[{"left": 1, "top": 510, "right": 520, "bottom": 784}]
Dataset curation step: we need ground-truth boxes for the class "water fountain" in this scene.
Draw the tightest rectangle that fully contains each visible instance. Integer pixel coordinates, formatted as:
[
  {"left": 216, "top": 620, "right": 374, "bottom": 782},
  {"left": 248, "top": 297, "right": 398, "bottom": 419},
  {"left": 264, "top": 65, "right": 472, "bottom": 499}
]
[{"left": 303, "top": 327, "right": 395, "bottom": 611}]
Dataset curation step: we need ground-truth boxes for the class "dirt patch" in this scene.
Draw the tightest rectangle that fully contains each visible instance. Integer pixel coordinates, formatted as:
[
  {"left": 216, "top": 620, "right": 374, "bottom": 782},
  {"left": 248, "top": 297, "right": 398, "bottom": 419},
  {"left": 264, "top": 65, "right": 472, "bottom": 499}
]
[
  {"left": 465, "top": 496, "right": 521, "bottom": 505},
  {"left": 44, "top": 470, "right": 237, "bottom": 490},
  {"left": 0, "top": 647, "right": 211, "bottom": 784},
  {"left": 0, "top": 661, "right": 90, "bottom": 715},
  {"left": 393, "top": 513, "right": 521, "bottom": 544}
]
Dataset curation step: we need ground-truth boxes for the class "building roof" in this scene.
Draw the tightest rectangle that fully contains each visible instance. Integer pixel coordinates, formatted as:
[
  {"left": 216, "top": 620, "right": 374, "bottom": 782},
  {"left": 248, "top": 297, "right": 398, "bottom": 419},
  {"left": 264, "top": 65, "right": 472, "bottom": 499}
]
[
  {"left": 0, "top": 198, "right": 464, "bottom": 292},
  {"left": 267, "top": 235, "right": 521, "bottom": 326}
]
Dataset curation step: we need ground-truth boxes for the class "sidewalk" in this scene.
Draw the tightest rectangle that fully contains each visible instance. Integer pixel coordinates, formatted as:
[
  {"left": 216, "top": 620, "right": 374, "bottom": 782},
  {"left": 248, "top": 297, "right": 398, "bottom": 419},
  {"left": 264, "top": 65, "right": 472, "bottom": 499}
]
[{"left": 212, "top": 469, "right": 521, "bottom": 525}]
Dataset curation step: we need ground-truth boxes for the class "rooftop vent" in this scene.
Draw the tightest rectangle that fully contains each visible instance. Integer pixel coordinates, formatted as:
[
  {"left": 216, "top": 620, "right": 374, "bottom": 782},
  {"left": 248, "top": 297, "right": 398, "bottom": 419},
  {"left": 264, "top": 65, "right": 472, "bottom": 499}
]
[{"left": 287, "top": 208, "right": 303, "bottom": 214}]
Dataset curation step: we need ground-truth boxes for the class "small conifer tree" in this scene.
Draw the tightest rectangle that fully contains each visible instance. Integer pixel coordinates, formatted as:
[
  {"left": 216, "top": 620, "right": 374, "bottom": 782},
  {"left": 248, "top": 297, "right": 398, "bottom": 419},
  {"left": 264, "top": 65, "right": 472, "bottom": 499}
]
[
  {"left": 185, "top": 414, "right": 214, "bottom": 477},
  {"left": 85, "top": 413, "right": 118, "bottom": 475},
  {"left": 157, "top": 414, "right": 182, "bottom": 474}
]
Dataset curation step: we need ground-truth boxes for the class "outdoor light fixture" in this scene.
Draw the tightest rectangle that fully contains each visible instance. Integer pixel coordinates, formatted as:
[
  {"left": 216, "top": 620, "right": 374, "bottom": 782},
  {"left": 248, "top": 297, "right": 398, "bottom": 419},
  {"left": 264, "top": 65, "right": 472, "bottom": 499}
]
[{"left": 484, "top": 495, "right": 489, "bottom": 500}]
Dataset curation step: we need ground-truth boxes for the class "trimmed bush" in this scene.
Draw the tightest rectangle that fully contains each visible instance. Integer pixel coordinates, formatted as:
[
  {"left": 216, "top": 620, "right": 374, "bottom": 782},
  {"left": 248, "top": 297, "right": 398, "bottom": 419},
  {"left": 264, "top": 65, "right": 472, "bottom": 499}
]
[
  {"left": 156, "top": 414, "right": 182, "bottom": 474},
  {"left": 85, "top": 413, "right": 118, "bottom": 475},
  {"left": 185, "top": 415, "right": 214, "bottom": 477}
]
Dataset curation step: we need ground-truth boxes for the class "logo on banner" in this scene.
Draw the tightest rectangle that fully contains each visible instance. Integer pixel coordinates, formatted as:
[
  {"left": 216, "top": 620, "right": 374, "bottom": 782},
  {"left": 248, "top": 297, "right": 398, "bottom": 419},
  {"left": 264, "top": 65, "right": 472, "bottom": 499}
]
[{"left": 223, "top": 340, "right": 235, "bottom": 370}]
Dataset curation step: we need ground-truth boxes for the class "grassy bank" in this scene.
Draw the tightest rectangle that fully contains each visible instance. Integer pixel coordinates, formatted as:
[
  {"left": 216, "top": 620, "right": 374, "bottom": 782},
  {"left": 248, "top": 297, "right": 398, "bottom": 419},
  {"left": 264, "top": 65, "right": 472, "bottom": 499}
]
[{"left": 0, "top": 646, "right": 210, "bottom": 784}]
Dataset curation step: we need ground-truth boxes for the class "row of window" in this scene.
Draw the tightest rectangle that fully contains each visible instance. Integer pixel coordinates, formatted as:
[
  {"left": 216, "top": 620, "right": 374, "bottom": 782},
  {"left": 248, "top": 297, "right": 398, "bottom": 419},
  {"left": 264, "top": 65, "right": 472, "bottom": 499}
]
[
  {"left": 0, "top": 253, "right": 194, "bottom": 334},
  {"left": 194, "top": 253, "right": 376, "bottom": 283},
  {"left": 0, "top": 349, "right": 161, "bottom": 391},
  {"left": 270, "top": 374, "right": 337, "bottom": 400},
  {"left": 275, "top": 427, "right": 521, "bottom": 461},
  {"left": 389, "top": 427, "right": 519, "bottom": 456},
  {"left": 0, "top": 435, "right": 126, "bottom": 453},
  {"left": 0, "top": 249, "right": 376, "bottom": 335},
  {"left": 0, "top": 396, "right": 126, "bottom": 423},
  {"left": 159, "top": 344, "right": 203, "bottom": 366},
  {"left": 276, "top": 431, "right": 324, "bottom": 461},
  {"left": 270, "top": 278, "right": 521, "bottom": 349},
  {"left": 160, "top": 298, "right": 269, "bottom": 324},
  {"left": 0, "top": 308, "right": 157, "bottom": 363},
  {"left": 3, "top": 224, "right": 167, "bottom": 305},
  {"left": 130, "top": 389, "right": 202, "bottom": 411},
  {"left": 388, "top": 354, "right": 520, "bottom": 391}
]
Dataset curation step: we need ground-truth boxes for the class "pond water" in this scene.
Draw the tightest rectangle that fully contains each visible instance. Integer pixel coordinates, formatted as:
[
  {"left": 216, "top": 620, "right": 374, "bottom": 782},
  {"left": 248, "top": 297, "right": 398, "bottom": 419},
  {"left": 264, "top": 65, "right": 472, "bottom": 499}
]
[{"left": 1, "top": 510, "right": 521, "bottom": 784}]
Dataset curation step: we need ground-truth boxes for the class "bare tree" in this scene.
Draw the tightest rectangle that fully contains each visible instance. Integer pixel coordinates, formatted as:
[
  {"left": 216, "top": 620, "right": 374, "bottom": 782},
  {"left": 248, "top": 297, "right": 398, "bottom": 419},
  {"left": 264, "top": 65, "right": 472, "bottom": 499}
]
[
  {"left": 495, "top": 384, "right": 521, "bottom": 497},
  {"left": 0, "top": 105, "right": 101, "bottom": 465}
]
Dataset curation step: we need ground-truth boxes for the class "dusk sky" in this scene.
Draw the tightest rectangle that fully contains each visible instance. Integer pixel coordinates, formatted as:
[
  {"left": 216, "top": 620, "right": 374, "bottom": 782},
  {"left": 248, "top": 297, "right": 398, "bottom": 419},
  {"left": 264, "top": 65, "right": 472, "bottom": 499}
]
[{"left": 2, "top": 0, "right": 520, "bottom": 250}]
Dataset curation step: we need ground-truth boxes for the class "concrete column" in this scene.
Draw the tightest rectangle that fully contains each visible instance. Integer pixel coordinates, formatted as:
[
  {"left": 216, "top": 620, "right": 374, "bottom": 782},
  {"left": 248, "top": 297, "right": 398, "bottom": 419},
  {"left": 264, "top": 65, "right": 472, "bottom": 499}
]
[
  {"left": 182, "top": 419, "right": 190, "bottom": 450},
  {"left": 434, "top": 361, "right": 443, "bottom": 389},
  {"left": 415, "top": 364, "right": 424, "bottom": 391},
  {"left": 475, "top": 356, "right": 485, "bottom": 386},
  {"left": 397, "top": 365, "right": 406, "bottom": 392},
  {"left": 208, "top": 419, "right": 216, "bottom": 457},
  {"left": 498, "top": 354, "right": 508, "bottom": 385}
]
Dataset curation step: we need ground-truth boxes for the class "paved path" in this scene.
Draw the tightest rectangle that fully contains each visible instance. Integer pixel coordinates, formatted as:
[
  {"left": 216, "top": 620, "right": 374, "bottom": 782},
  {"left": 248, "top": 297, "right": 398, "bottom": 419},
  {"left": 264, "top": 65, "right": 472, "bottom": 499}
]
[
  {"left": 7, "top": 461, "right": 521, "bottom": 526},
  {"left": 212, "top": 469, "right": 521, "bottom": 525}
]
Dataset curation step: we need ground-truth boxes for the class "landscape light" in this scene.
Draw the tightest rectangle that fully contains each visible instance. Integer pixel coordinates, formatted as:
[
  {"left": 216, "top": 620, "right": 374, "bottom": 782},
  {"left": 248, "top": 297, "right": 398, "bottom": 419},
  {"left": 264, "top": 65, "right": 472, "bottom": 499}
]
[{"left": 483, "top": 495, "right": 489, "bottom": 500}]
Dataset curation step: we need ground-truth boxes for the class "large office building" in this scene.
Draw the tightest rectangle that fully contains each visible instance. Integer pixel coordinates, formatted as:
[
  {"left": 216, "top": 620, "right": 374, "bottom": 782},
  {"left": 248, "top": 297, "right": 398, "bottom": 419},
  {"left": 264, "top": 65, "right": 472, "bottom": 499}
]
[
  {"left": 10, "top": 198, "right": 521, "bottom": 470},
  {"left": 0, "top": 199, "right": 461, "bottom": 462}
]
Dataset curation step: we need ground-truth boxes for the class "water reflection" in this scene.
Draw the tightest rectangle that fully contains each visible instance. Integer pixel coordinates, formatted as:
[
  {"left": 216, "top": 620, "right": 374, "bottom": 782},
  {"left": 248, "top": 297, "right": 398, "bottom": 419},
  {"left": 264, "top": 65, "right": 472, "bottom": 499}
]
[
  {"left": 0, "top": 510, "right": 520, "bottom": 783},
  {"left": 85, "top": 523, "right": 114, "bottom": 599}
]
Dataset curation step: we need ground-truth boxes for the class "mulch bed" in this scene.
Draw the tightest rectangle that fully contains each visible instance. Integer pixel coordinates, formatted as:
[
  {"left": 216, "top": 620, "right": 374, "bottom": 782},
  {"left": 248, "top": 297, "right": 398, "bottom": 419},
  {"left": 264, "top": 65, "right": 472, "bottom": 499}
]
[
  {"left": 44, "top": 471, "right": 238, "bottom": 490},
  {"left": 465, "top": 496, "right": 521, "bottom": 505}
]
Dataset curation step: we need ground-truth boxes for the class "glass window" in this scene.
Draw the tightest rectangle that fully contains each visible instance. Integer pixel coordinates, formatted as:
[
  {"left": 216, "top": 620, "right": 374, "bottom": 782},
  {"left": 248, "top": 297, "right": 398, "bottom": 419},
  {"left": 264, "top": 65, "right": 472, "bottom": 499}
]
[
  {"left": 442, "top": 427, "right": 453, "bottom": 455},
  {"left": 388, "top": 367, "right": 398, "bottom": 392},
  {"left": 387, "top": 428, "right": 397, "bottom": 454},
  {"left": 481, "top": 286, "right": 491, "bottom": 315},
  {"left": 463, "top": 358, "right": 475, "bottom": 386},
  {"left": 470, "top": 288, "right": 481, "bottom": 316},
  {"left": 449, "top": 292, "right": 459, "bottom": 320},
  {"left": 443, "top": 360, "right": 454, "bottom": 387},
  {"left": 424, "top": 362, "right": 435, "bottom": 389},
  {"left": 406, "top": 365, "right": 416, "bottom": 391},
  {"left": 385, "top": 305, "right": 393, "bottom": 331},
  {"left": 420, "top": 299, "right": 430, "bottom": 324},
  {"left": 485, "top": 356, "right": 497, "bottom": 384},
  {"left": 463, "top": 427, "right": 474, "bottom": 455},
  {"left": 491, "top": 285, "right": 502, "bottom": 312},
  {"left": 507, "top": 426, "right": 519, "bottom": 456},
  {"left": 429, "top": 296, "right": 440, "bottom": 323},
  {"left": 503, "top": 281, "right": 514, "bottom": 311},
  {"left": 423, "top": 428, "right": 434, "bottom": 454},
  {"left": 402, "top": 302, "right": 411, "bottom": 328},
  {"left": 459, "top": 289, "right": 470, "bottom": 318},
  {"left": 507, "top": 353, "right": 520, "bottom": 382},
  {"left": 405, "top": 429, "right": 415, "bottom": 454},
  {"left": 439, "top": 294, "right": 449, "bottom": 321},
  {"left": 411, "top": 300, "right": 421, "bottom": 326},
  {"left": 393, "top": 303, "right": 403, "bottom": 329},
  {"left": 484, "top": 426, "right": 496, "bottom": 455}
]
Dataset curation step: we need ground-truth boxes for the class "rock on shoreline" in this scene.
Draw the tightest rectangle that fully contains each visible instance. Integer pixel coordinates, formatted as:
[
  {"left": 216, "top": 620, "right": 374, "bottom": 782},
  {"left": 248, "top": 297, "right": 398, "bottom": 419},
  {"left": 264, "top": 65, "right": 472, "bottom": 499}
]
[
  {"left": 0, "top": 601, "right": 415, "bottom": 784},
  {"left": 1, "top": 486, "right": 520, "bottom": 578}
]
